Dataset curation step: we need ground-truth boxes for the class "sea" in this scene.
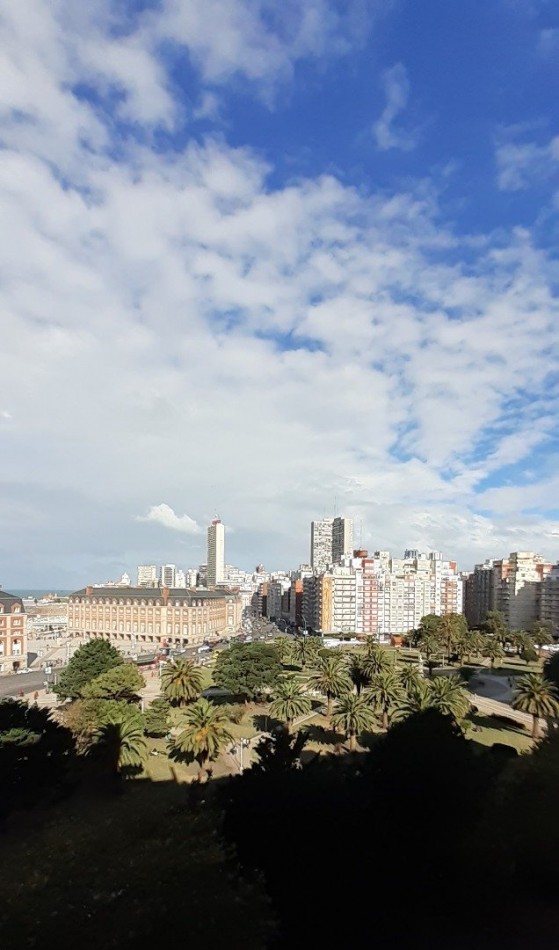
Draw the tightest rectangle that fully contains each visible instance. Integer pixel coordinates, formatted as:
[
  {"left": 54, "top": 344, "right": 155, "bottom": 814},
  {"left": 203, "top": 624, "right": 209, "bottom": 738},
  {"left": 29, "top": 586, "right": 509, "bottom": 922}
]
[{"left": 10, "top": 590, "right": 73, "bottom": 600}]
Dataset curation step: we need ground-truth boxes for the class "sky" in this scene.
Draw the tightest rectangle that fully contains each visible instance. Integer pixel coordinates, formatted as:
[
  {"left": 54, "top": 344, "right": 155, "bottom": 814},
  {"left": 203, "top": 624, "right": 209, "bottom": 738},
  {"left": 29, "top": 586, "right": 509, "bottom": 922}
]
[{"left": 1, "top": 0, "right": 559, "bottom": 588}]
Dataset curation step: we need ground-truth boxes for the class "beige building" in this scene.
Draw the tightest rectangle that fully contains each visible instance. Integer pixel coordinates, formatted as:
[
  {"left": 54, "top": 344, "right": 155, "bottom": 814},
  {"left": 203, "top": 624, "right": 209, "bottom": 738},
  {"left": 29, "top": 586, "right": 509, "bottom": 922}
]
[
  {"left": 0, "top": 590, "right": 27, "bottom": 674},
  {"left": 68, "top": 586, "right": 242, "bottom": 648},
  {"left": 207, "top": 518, "right": 225, "bottom": 586}
]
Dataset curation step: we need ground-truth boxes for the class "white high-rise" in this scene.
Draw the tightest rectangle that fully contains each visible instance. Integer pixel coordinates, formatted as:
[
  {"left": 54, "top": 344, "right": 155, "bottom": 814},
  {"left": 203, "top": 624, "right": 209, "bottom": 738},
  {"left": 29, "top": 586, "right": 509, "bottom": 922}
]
[
  {"left": 310, "top": 516, "right": 354, "bottom": 572},
  {"left": 207, "top": 518, "right": 225, "bottom": 587},
  {"left": 160, "top": 564, "right": 176, "bottom": 588},
  {"left": 137, "top": 565, "right": 157, "bottom": 587}
]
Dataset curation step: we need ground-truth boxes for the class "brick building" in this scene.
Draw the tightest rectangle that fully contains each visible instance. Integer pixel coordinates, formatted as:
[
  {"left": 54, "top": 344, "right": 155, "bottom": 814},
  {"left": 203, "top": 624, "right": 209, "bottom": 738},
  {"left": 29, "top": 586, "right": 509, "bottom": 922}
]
[{"left": 0, "top": 589, "right": 27, "bottom": 674}]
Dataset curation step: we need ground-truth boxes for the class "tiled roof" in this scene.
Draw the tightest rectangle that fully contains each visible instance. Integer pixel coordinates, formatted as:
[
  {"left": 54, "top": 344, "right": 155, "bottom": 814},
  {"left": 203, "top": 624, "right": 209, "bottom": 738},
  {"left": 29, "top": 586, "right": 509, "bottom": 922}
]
[
  {"left": 0, "top": 590, "right": 24, "bottom": 608},
  {"left": 69, "top": 586, "right": 237, "bottom": 602}
]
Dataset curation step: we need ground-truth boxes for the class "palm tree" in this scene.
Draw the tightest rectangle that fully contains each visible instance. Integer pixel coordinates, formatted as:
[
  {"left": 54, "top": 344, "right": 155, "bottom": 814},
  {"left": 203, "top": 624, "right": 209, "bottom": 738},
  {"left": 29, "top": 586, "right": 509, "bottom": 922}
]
[
  {"left": 428, "top": 675, "right": 470, "bottom": 720},
  {"left": 348, "top": 654, "right": 371, "bottom": 696},
  {"left": 169, "top": 698, "right": 234, "bottom": 780},
  {"left": 482, "top": 639, "right": 505, "bottom": 669},
  {"left": 468, "top": 630, "right": 485, "bottom": 658},
  {"left": 332, "top": 694, "right": 376, "bottom": 752},
  {"left": 529, "top": 621, "right": 553, "bottom": 656},
  {"left": 398, "top": 663, "right": 423, "bottom": 694},
  {"left": 396, "top": 678, "right": 434, "bottom": 717},
  {"left": 274, "top": 637, "right": 293, "bottom": 664},
  {"left": 512, "top": 673, "right": 559, "bottom": 739},
  {"left": 417, "top": 633, "right": 442, "bottom": 676},
  {"left": 365, "top": 670, "right": 405, "bottom": 730},
  {"left": 160, "top": 658, "right": 205, "bottom": 707},
  {"left": 361, "top": 645, "right": 393, "bottom": 679},
  {"left": 94, "top": 710, "right": 147, "bottom": 779},
  {"left": 269, "top": 678, "right": 312, "bottom": 732},
  {"left": 291, "top": 637, "right": 318, "bottom": 666},
  {"left": 308, "top": 657, "right": 352, "bottom": 717}
]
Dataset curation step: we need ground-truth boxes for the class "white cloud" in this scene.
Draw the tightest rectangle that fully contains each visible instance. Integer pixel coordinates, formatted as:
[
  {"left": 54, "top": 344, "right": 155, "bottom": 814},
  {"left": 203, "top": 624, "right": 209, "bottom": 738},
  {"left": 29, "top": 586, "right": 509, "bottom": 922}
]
[
  {"left": 0, "top": 1, "right": 558, "bottom": 584},
  {"left": 137, "top": 505, "right": 202, "bottom": 535},
  {"left": 495, "top": 129, "right": 559, "bottom": 190},
  {"left": 373, "top": 62, "right": 416, "bottom": 152}
]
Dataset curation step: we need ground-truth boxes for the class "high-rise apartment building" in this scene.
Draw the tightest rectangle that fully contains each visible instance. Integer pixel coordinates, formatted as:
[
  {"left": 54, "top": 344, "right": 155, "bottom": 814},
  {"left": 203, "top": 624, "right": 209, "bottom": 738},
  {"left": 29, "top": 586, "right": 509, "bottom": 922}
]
[
  {"left": 160, "top": 564, "right": 176, "bottom": 588},
  {"left": 303, "top": 550, "right": 463, "bottom": 636},
  {"left": 310, "top": 516, "right": 353, "bottom": 572},
  {"left": 465, "top": 552, "right": 552, "bottom": 631},
  {"left": 541, "top": 564, "right": 559, "bottom": 638},
  {"left": 207, "top": 518, "right": 225, "bottom": 587},
  {"left": 464, "top": 560, "right": 494, "bottom": 628},
  {"left": 137, "top": 565, "right": 158, "bottom": 587}
]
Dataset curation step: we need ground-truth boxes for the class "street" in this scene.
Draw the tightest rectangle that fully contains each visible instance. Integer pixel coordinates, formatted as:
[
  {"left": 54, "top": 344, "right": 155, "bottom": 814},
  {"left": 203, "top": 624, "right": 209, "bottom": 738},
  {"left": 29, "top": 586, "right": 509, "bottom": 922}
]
[{"left": 0, "top": 670, "right": 51, "bottom": 699}]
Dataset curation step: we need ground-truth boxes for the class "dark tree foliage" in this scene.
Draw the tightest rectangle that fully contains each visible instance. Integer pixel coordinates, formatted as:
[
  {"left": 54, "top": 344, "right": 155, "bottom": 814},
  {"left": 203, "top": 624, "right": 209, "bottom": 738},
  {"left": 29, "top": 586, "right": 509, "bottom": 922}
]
[
  {"left": 81, "top": 663, "right": 145, "bottom": 703},
  {"left": 144, "top": 696, "right": 171, "bottom": 737},
  {"left": 544, "top": 651, "right": 559, "bottom": 691},
  {"left": 220, "top": 709, "right": 519, "bottom": 949},
  {"left": 213, "top": 642, "right": 282, "bottom": 700},
  {"left": 0, "top": 783, "right": 273, "bottom": 950},
  {"left": 54, "top": 640, "right": 124, "bottom": 700},
  {"left": 0, "top": 699, "right": 77, "bottom": 822},
  {"left": 252, "top": 726, "right": 309, "bottom": 773}
]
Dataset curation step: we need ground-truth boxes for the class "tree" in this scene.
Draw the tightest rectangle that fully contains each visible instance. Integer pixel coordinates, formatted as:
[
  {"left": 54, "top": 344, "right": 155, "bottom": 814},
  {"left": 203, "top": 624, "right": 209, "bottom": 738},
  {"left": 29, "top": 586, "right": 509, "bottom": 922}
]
[
  {"left": 144, "top": 696, "right": 171, "bottom": 737},
  {"left": 512, "top": 673, "right": 559, "bottom": 739},
  {"left": 428, "top": 675, "right": 470, "bottom": 720},
  {"left": 399, "top": 663, "right": 423, "bottom": 694},
  {"left": 169, "top": 698, "right": 233, "bottom": 780},
  {"left": 308, "top": 656, "right": 352, "bottom": 717},
  {"left": 482, "top": 638, "right": 505, "bottom": 669},
  {"left": 482, "top": 611, "right": 508, "bottom": 643},
  {"left": 161, "top": 658, "right": 204, "bottom": 708},
  {"left": 54, "top": 639, "right": 124, "bottom": 700},
  {"left": 290, "top": 637, "right": 320, "bottom": 668},
  {"left": 365, "top": 670, "right": 405, "bottom": 730},
  {"left": 416, "top": 633, "right": 443, "bottom": 676},
  {"left": 543, "top": 652, "right": 559, "bottom": 691},
  {"left": 269, "top": 678, "right": 311, "bottom": 732},
  {"left": 274, "top": 637, "right": 293, "bottom": 664},
  {"left": 438, "top": 613, "right": 468, "bottom": 660},
  {"left": 61, "top": 698, "right": 129, "bottom": 753},
  {"left": 213, "top": 643, "right": 282, "bottom": 702},
  {"left": 529, "top": 621, "right": 553, "bottom": 655},
  {"left": 93, "top": 708, "right": 147, "bottom": 779},
  {"left": 81, "top": 663, "right": 145, "bottom": 703},
  {"left": 348, "top": 654, "right": 371, "bottom": 695},
  {"left": 332, "top": 694, "right": 376, "bottom": 751},
  {"left": 508, "top": 630, "right": 533, "bottom": 656},
  {"left": 396, "top": 679, "right": 434, "bottom": 717},
  {"left": 0, "top": 699, "right": 76, "bottom": 822},
  {"left": 520, "top": 645, "right": 539, "bottom": 665},
  {"left": 253, "top": 726, "right": 309, "bottom": 773},
  {"left": 361, "top": 645, "right": 393, "bottom": 679}
]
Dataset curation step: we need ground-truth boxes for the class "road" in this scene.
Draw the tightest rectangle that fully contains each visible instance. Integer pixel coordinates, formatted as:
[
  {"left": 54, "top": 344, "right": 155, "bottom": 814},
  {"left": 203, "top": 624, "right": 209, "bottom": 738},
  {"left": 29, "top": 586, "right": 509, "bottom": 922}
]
[{"left": 0, "top": 670, "right": 53, "bottom": 699}]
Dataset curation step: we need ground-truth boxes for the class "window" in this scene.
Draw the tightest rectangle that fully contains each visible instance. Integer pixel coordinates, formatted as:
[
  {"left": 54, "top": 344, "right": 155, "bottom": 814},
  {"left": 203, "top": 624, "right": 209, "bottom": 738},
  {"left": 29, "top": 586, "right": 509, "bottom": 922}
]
[{"left": 13, "top": 640, "right": 21, "bottom": 655}]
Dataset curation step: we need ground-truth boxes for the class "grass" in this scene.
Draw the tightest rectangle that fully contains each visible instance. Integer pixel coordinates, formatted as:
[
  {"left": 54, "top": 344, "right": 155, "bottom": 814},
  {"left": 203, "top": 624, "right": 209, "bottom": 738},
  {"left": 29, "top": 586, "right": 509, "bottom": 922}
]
[{"left": 467, "top": 713, "right": 533, "bottom": 754}]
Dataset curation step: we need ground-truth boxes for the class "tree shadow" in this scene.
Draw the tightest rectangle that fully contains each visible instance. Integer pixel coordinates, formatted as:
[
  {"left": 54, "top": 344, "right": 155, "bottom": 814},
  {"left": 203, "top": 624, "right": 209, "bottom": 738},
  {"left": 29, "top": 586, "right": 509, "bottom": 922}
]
[
  {"left": 252, "top": 713, "right": 282, "bottom": 733},
  {"left": 303, "top": 723, "right": 342, "bottom": 747},
  {"left": 468, "top": 711, "right": 527, "bottom": 737}
]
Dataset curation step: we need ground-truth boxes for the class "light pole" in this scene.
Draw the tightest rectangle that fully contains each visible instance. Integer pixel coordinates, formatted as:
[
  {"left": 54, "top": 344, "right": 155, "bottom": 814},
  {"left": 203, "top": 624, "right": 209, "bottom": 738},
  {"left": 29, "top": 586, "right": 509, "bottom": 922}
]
[{"left": 232, "top": 737, "right": 251, "bottom": 774}]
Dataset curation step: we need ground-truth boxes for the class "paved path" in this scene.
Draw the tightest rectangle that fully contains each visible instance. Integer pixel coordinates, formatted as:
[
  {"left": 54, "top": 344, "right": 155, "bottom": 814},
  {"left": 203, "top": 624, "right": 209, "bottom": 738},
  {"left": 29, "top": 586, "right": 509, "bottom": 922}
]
[{"left": 470, "top": 692, "right": 544, "bottom": 735}]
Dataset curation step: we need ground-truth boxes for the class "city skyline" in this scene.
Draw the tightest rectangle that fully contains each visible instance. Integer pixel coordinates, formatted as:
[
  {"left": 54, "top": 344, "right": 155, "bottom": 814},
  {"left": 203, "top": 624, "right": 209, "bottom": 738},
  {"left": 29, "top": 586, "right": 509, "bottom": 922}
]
[{"left": 1, "top": 2, "right": 558, "bottom": 587}]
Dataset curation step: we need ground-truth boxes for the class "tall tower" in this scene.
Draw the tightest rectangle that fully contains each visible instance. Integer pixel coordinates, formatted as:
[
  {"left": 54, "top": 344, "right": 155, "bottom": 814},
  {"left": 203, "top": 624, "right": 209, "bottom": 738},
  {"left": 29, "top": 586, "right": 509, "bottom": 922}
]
[
  {"left": 207, "top": 518, "right": 225, "bottom": 587},
  {"left": 311, "top": 519, "right": 333, "bottom": 572},
  {"left": 332, "top": 517, "right": 354, "bottom": 562}
]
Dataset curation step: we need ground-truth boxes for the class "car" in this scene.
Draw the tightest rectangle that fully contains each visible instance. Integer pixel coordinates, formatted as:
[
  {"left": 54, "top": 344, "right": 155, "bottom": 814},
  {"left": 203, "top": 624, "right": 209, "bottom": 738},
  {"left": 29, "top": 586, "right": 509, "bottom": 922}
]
[{"left": 16, "top": 667, "right": 32, "bottom": 674}]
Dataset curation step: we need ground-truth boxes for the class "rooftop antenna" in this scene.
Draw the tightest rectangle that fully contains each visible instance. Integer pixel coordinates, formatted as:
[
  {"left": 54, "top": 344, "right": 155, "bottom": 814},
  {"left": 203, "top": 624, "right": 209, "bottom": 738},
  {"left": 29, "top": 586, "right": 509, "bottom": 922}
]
[
  {"left": 334, "top": 494, "right": 338, "bottom": 517},
  {"left": 359, "top": 520, "right": 363, "bottom": 547}
]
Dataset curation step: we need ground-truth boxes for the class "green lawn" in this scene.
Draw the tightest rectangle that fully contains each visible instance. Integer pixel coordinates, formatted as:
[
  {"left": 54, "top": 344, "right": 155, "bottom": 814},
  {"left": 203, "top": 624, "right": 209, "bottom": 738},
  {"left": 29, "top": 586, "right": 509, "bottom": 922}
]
[{"left": 467, "top": 713, "right": 533, "bottom": 753}]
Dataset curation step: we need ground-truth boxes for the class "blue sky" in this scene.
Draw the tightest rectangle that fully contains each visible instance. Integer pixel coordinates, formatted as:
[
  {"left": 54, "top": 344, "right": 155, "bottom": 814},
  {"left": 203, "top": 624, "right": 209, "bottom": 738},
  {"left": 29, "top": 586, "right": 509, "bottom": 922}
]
[{"left": 0, "top": 0, "right": 558, "bottom": 586}]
